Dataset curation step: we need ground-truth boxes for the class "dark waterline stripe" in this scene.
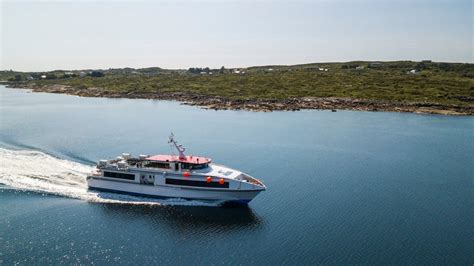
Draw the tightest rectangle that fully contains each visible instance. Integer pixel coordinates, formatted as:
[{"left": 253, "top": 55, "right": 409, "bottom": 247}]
[{"left": 88, "top": 186, "right": 251, "bottom": 205}]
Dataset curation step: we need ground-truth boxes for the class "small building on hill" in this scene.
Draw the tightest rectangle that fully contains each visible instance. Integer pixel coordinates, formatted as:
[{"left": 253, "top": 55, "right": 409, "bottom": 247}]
[{"left": 407, "top": 69, "right": 420, "bottom": 75}]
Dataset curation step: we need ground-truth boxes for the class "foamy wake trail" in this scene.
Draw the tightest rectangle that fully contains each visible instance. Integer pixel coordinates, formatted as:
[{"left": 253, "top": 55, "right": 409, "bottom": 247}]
[{"left": 0, "top": 148, "right": 219, "bottom": 206}]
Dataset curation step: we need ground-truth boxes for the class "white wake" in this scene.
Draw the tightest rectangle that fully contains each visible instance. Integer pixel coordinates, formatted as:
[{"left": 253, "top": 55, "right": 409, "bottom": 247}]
[{"left": 0, "top": 148, "right": 219, "bottom": 206}]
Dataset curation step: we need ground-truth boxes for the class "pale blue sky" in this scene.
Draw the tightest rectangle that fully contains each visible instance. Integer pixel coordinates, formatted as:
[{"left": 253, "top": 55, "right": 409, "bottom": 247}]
[{"left": 1, "top": 0, "right": 472, "bottom": 71}]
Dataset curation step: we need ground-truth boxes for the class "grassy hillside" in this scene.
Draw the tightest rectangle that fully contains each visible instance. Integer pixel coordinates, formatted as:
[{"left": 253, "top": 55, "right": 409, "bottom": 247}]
[{"left": 1, "top": 61, "right": 473, "bottom": 107}]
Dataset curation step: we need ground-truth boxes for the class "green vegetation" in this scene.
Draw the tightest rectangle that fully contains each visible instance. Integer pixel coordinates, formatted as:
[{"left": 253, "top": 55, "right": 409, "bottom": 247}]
[{"left": 1, "top": 61, "right": 473, "bottom": 106}]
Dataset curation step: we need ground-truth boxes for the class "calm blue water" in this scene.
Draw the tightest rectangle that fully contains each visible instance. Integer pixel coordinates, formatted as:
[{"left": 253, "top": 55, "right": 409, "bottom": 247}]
[{"left": 0, "top": 85, "right": 473, "bottom": 264}]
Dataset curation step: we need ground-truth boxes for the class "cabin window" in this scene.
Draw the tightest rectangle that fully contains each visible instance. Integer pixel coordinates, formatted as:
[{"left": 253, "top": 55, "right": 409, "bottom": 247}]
[
  {"left": 165, "top": 178, "right": 229, "bottom": 188},
  {"left": 193, "top": 163, "right": 208, "bottom": 170},
  {"left": 180, "top": 163, "right": 208, "bottom": 170},
  {"left": 180, "top": 163, "right": 192, "bottom": 170},
  {"left": 103, "top": 171, "right": 135, "bottom": 180},
  {"left": 145, "top": 161, "right": 170, "bottom": 169}
]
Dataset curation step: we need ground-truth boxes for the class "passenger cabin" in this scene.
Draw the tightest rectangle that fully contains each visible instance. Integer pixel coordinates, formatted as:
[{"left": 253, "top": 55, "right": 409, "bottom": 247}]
[{"left": 144, "top": 155, "right": 211, "bottom": 171}]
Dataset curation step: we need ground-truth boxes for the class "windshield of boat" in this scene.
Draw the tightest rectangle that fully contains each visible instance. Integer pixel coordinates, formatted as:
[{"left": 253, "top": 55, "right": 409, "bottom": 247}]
[
  {"left": 180, "top": 163, "right": 209, "bottom": 170},
  {"left": 144, "top": 161, "right": 171, "bottom": 169}
]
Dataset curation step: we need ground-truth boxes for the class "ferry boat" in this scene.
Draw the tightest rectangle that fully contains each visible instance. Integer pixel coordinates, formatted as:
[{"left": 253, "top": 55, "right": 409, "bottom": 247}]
[{"left": 86, "top": 134, "right": 266, "bottom": 204}]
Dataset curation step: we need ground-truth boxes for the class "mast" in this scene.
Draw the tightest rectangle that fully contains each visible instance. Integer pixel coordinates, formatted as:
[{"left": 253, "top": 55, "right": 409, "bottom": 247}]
[{"left": 168, "top": 133, "right": 186, "bottom": 160}]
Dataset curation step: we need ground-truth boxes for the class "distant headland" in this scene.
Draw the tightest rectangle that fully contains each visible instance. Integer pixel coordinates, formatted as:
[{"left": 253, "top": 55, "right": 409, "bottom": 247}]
[{"left": 1, "top": 61, "right": 473, "bottom": 115}]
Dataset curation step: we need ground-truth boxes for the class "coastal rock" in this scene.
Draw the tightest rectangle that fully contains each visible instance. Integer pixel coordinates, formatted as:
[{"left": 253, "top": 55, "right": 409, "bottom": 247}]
[{"left": 5, "top": 83, "right": 473, "bottom": 116}]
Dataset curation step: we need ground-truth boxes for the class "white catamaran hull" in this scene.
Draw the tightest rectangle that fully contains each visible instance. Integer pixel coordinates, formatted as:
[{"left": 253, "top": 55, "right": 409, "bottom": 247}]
[{"left": 87, "top": 177, "right": 262, "bottom": 204}]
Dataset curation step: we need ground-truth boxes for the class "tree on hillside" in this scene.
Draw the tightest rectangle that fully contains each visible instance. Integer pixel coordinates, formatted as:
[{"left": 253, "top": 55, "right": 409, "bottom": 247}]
[
  {"left": 89, "top": 71, "right": 104, "bottom": 77},
  {"left": 46, "top": 74, "right": 57, "bottom": 79},
  {"left": 219, "top": 66, "right": 226, "bottom": 74}
]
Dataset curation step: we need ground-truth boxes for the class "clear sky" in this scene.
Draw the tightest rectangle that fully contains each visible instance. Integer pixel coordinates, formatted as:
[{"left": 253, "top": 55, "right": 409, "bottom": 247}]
[{"left": 1, "top": 0, "right": 472, "bottom": 71}]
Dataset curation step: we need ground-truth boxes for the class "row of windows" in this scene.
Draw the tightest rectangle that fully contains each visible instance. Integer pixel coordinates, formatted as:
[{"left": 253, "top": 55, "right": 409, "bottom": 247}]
[
  {"left": 144, "top": 161, "right": 209, "bottom": 170},
  {"left": 103, "top": 171, "right": 135, "bottom": 180},
  {"left": 165, "top": 178, "right": 229, "bottom": 188},
  {"left": 180, "top": 163, "right": 209, "bottom": 170},
  {"left": 146, "top": 162, "right": 171, "bottom": 169}
]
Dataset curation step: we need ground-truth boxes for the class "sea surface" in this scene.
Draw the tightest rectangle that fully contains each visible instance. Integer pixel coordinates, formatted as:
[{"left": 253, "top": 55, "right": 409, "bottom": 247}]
[{"left": 0, "top": 85, "right": 472, "bottom": 264}]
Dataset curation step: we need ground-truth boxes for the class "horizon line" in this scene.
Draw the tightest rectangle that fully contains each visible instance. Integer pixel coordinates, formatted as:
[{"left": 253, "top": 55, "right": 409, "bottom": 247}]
[{"left": 2, "top": 59, "right": 473, "bottom": 73}]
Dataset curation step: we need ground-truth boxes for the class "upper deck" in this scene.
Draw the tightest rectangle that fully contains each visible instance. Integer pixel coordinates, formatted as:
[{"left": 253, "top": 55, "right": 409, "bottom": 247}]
[
  {"left": 146, "top": 154, "right": 211, "bottom": 164},
  {"left": 144, "top": 155, "right": 242, "bottom": 180}
]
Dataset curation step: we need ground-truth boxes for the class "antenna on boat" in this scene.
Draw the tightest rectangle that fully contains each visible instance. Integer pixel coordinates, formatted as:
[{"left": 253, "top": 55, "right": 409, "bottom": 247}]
[{"left": 168, "top": 133, "right": 186, "bottom": 160}]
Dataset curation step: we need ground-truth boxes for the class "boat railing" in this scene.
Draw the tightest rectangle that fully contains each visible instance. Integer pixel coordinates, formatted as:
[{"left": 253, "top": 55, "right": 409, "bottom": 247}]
[{"left": 237, "top": 173, "right": 265, "bottom": 187}]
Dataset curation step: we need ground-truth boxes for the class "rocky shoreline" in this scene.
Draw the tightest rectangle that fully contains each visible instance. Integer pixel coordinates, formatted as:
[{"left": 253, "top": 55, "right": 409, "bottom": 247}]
[{"left": 4, "top": 83, "right": 473, "bottom": 115}]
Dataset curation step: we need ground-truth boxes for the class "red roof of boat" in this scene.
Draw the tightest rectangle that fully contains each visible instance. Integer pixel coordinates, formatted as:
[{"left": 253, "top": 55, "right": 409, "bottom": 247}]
[{"left": 146, "top": 154, "right": 211, "bottom": 164}]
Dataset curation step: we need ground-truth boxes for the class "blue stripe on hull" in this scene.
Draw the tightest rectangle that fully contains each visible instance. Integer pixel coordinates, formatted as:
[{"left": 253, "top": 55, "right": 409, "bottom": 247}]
[{"left": 88, "top": 186, "right": 251, "bottom": 205}]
